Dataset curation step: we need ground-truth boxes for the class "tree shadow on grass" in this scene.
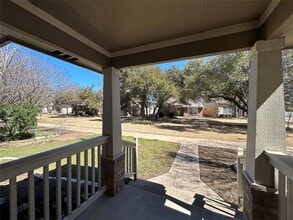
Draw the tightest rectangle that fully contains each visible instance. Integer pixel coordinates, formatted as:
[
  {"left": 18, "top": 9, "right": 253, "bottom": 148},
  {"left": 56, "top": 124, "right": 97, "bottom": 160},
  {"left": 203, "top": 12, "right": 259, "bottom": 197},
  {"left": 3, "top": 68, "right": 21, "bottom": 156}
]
[
  {"left": 47, "top": 114, "right": 69, "bottom": 119},
  {"left": 153, "top": 118, "right": 247, "bottom": 134},
  {"left": 88, "top": 118, "right": 102, "bottom": 122}
]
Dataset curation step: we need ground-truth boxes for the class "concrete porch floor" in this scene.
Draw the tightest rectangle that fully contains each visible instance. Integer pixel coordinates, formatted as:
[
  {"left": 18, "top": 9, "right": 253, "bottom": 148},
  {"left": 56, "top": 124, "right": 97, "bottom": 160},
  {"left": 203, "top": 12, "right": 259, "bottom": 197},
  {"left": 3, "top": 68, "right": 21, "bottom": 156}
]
[
  {"left": 77, "top": 143, "right": 242, "bottom": 220},
  {"left": 77, "top": 180, "right": 240, "bottom": 220}
]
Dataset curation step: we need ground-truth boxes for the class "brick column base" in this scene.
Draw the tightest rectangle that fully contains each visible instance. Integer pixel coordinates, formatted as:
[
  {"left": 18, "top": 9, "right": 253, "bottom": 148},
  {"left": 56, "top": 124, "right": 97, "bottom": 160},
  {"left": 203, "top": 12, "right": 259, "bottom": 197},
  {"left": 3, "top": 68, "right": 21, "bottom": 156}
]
[
  {"left": 101, "top": 153, "right": 125, "bottom": 196},
  {"left": 243, "top": 172, "right": 278, "bottom": 220}
]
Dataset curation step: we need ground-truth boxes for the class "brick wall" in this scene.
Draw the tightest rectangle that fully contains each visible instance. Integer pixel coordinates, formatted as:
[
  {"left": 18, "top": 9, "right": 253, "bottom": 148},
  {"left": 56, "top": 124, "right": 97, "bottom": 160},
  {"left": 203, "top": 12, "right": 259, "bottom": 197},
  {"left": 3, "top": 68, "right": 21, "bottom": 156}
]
[
  {"left": 203, "top": 103, "right": 218, "bottom": 117},
  {"left": 243, "top": 173, "right": 278, "bottom": 220},
  {"left": 101, "top": 153, "right": 125, "bottom": 196}
]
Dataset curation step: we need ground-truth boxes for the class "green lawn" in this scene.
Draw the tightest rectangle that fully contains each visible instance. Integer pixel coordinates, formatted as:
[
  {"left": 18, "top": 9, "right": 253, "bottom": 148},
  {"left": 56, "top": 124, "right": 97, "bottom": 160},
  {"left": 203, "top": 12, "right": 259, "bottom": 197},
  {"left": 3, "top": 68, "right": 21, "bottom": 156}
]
[
  {"left": 0, "top": 138, "right": 92, "bottom": 158},
  {"left": 0, "top": 136, "right": 180, "bottom": 179},
  {"left": 124, "top": 137, "right": 180, "bottom": 179}
]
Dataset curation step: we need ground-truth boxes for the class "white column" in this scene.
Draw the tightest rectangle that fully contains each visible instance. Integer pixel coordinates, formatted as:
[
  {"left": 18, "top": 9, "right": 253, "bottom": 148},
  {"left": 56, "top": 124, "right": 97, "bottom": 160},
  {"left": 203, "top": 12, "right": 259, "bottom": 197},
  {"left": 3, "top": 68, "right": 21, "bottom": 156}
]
[
  {"left": 246, "top": 39, "right": 286, "bottom": 187},
  {"left": 102, "top": 67, "right": 122, "bottom": 158}
]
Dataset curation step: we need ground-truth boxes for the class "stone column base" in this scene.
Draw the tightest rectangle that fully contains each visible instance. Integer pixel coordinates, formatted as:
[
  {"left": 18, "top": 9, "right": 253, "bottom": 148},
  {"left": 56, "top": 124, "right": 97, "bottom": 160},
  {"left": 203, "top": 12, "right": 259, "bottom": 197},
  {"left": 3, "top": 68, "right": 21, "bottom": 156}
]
[
  {"left": 243, "top": 172, "right": 278, "bottom": 220},
  {"left": 101, "top": 153, "right": 125, "bottom": 196}
]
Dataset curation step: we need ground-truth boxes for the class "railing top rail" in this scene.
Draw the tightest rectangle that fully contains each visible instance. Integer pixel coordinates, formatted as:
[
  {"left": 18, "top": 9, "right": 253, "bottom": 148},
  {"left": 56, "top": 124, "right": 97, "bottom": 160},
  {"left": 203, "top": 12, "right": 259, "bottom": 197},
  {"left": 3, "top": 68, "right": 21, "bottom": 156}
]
[
  {"left": 122, "top": 139, "right": 136, "bottom": 148},
  {"left": 265, "top": 150, "right": 293, "bottom": 181},
  {"left": 0, "top": 135, "right": 109, "bottom": 182}
]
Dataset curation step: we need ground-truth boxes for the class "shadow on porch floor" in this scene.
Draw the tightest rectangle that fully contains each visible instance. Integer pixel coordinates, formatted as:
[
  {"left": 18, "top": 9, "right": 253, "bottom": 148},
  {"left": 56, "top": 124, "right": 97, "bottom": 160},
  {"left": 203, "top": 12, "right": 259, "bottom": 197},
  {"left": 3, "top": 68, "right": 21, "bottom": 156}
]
[{"left": 77, "top": 179, "right": 242, "bottom": 220}]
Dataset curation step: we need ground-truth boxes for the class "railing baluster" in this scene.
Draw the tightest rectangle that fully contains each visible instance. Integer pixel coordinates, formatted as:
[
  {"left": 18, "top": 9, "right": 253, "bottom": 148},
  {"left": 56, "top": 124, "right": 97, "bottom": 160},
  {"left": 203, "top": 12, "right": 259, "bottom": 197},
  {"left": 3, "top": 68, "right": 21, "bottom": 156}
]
[
  {"left": 43, "top": 165, "right": 50, "bottom": 220},
  {"left": 278, "top": 171, "right": 286, "bottom": 220},
  {"left": 84, "top": 150, "right": 89, "bottom": 201},
  {"left": 288, "top": 178, "right": 293, "bottom": 220},
  {"left": 135, "top": 138, "right": 138, "bottom": 180},
  {"left": 129, "top": 147, "right": 131, "bottom": 173},
  {"left": 28, "top": 171, "right": 35, "bottom": 220},
  {"left": 67, "top": 156, "right": 72, "bottom": 215},
  {"left": 56, "top": 160, "right": 62, "bottom": 220},
  {"left": 130, "top": 147, "right": 133, "bottom": 173},
  {"left": 91, "top": 147, "right": 95, "bottom": 195},
  {"left": 237, "top": 156, "right": 244, "bottom": 205},
  {"left": 125, "top": 146, "right": 128, "bottom": 173},
  {"left": 9, "top": 177, "right": 17, "bottom": 220},
  {"left": 128, "top": 147, "right": 130, "bottom": 173},
  {"left": 98, "top": 145, "right": 102, "bottom": 190},
  {"left": 76, "top": 153, "right": 81, "bottom": 207},
  {"left": 123, "top": 146, "right": 126, "bottom": 173}
]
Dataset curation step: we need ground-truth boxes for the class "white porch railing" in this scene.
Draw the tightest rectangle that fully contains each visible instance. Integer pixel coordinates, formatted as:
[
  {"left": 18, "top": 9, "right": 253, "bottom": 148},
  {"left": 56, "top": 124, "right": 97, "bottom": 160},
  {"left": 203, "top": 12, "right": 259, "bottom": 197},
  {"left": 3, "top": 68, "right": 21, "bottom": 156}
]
[
  {"left": 0, "top": 135, "right": 109, "bottom": 220},
  {"left": 265, "top": 150, "right": 293, "bottom": 220},
  {"left": 236, "top": 148, "right": 246, "bottom": 205},
  {"left": 122, "top": 138, "right": 138, "bottom": 180}
]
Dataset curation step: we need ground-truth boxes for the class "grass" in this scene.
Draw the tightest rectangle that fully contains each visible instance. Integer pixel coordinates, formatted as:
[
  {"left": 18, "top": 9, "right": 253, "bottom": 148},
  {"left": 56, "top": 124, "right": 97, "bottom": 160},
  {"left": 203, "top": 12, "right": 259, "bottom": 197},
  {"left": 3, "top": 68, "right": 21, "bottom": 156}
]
[
  {"left": 38, "top": 114, "right": 293, "bottom": 146},
  {"left": 0, "top": 136, "right": 180, "bottom": 180},
  {"left": 39, "top": 114, "right": 248, "bottom": 142},
  {"left": 0, "top": 138, "right": 91, "bottom": 159},
  {"left": 124, "top": 136, "right": 180, "bottom": 179},
  {"left": 34, "top": 130, "right": 55, "bottom": 137}
]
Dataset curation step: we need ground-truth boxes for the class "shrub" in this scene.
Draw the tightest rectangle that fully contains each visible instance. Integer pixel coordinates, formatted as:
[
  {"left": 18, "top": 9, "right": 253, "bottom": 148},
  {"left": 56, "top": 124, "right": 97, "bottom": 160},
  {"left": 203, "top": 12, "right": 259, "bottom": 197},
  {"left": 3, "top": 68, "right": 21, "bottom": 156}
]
[{"left": 0, "top": 104, "right": 38, "bottom": 140}]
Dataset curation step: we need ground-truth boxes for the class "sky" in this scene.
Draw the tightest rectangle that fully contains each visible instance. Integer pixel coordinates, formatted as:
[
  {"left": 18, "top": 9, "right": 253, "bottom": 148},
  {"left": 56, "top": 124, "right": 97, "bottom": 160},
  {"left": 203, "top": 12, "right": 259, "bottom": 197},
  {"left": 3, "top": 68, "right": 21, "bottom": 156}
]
[{"left": 9, "top": 43, "right": 190, "bottom": 90}]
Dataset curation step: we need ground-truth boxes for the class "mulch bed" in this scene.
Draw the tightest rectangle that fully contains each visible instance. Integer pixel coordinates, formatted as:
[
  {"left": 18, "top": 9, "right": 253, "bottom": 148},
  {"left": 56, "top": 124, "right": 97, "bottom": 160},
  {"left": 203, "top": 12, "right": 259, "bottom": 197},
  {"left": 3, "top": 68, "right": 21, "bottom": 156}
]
[
  {"left": 0, "top": 175, "right": 93, "bottom": 219},
  {"left": 198, "top": 146, "right": 238, "bottom": 205}
]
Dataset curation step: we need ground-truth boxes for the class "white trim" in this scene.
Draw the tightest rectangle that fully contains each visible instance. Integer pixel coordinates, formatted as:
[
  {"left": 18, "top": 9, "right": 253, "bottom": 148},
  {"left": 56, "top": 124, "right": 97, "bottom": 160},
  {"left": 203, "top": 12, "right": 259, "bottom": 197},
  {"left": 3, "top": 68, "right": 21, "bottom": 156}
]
[
  {"left": 258, "top": 0, "right": 281, "bottom": 27},
  {"left": 111, "top": 21, "right": 259, "bottom": 57},
  {"left": 11, "top": 0, "right": 111, "bottom": 57},
  {"left": 0, "top": 22, "right": 103, "bottom": 72}
]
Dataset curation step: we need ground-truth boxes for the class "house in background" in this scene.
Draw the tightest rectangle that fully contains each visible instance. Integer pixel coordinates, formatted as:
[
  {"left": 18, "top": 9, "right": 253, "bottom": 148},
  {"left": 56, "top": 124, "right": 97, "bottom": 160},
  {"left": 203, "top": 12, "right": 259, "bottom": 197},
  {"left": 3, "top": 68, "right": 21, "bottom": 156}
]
[
  {"left": 203, "top": 100, "right": 234, "bottom": 118},
  {"left": 170, "top": 99, "right": 240, "bottom": 118},
  {"left": 169, "top": 99, "right": 204, "bottom": 117}
]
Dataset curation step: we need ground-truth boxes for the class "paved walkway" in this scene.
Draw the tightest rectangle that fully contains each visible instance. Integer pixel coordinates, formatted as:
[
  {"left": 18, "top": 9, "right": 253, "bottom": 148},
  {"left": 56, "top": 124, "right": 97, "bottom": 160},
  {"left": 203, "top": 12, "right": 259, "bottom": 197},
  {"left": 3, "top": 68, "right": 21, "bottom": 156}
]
[
  {"left": 147, "top": 143, "right": 239, "bottom": 217},
  {"left": 78, "top": 142, "right": 241, "bottom": 220}
]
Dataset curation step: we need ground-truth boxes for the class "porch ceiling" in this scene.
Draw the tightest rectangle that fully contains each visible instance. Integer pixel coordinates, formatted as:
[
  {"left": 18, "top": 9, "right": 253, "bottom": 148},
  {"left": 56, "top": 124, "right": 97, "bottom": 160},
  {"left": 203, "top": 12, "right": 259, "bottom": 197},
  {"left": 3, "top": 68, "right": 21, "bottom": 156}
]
[{"left": 1, "top": 0, "right": 293, "bottom": 72}]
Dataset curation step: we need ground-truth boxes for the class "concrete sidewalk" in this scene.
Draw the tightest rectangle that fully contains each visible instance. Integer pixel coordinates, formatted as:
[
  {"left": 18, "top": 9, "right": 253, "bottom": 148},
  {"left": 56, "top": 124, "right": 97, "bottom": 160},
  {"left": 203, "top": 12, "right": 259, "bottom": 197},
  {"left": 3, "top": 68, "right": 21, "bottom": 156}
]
[
  {"left": 78, "top": 143, "right": 242, "bottom": 220},
  {"left": 146, "top": 143, "right": 240, "bottom": 218},
  {"left": 38, "top": 122, "right": 247, "bottom": 150}
]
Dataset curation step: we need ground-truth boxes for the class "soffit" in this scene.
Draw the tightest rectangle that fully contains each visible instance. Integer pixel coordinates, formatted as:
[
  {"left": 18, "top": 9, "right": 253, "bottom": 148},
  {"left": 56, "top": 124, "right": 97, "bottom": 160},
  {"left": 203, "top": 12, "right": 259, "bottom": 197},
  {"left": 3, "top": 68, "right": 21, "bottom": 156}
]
[
  {"left": 1, "top": 0, "right": 292, "bottom": 70},
  {"left": 31, "top": 0, "right": 270, "bottom": 52}
]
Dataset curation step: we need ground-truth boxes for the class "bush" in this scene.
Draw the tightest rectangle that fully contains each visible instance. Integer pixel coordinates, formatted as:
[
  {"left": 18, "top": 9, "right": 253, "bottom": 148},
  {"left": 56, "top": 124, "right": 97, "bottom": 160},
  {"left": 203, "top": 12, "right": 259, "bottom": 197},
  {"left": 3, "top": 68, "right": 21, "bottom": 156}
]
[{"left": 0, "top": 104, "right": 38, "bottom": 140}]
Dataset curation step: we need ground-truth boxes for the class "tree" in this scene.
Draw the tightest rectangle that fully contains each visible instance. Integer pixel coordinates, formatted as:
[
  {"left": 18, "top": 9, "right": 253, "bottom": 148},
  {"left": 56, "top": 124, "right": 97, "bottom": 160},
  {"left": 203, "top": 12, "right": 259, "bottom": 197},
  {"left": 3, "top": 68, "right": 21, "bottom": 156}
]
[
  {"left": 165, "top": 66, "right": 186, "bottom": 103},
  {"left": 0, "top": 43, "right": 69, "bottom": 107},
  {"left": 55, "top": 85, "right": 102, "bottom": 116},
  {"left": 184, "top": 52, "right": 249, "bottom": 113},
  {"left": 0, "top": 103, "right": 38, "bottom": 140},
  {"left": 282, "top": 49, "right": 293, "bottom": 112},
  {"left": 120, "top": 66, "right": 178, "bottom": 117},
  {"left": 78, "top": 86, "right": 102, "bottom": 116}
]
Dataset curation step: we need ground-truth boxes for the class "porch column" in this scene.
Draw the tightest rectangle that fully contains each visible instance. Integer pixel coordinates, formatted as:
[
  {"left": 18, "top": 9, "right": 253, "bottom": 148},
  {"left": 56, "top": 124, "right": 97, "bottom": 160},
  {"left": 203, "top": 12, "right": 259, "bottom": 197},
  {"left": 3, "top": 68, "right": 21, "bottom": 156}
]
[
  {"left": 101, "top": 66, "right": 124, "bottom": 196},
  {"left": 244, "top": 39, "right": 286, "bottom": 219}
]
